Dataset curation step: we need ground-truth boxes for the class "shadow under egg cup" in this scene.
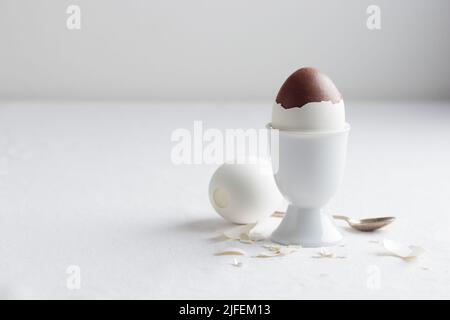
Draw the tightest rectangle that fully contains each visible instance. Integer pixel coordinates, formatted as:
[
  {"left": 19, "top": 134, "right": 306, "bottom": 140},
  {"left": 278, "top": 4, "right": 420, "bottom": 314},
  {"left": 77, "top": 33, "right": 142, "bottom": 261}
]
[{"left": 267, "top": 123, "right": 350, "bottom": 247}]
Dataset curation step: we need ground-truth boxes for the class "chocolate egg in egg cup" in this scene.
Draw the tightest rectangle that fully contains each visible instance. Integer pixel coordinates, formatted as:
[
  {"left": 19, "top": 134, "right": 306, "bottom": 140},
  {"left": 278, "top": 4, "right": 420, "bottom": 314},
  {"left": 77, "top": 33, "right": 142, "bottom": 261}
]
[{"left": 267, "top": 68, "right": 350, "bottom": 247}]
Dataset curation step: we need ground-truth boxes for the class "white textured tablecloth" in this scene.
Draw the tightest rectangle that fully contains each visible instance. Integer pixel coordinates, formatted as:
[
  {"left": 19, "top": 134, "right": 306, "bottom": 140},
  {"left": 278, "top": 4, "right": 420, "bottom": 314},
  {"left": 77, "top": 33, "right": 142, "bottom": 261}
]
[{"left": 1, "top": 100, "right": 449, "bottom": 299}]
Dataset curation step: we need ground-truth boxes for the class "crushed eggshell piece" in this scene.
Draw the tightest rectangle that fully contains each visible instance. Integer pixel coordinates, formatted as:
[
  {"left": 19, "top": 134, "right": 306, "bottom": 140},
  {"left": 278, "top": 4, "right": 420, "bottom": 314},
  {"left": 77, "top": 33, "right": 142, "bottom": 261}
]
[
  {"left": 319, "top": 247, "right": 336, "bottom": 258},
  {"left": 254, "top": 244, "right": 299, "bottom": 258},
  {"left": 223, "top": 224, "right": 255, "bottom": 240},
  {"left": 382, "top": 239, "right": 425, "bottom": 260},
  {"left": 262, "top": 244, "right": 300, "bottom": 252},
  {"left": 255, "top": 251, "right": 283, "bottom": 258},
  {"left": 278, "top": 247, "right": 299, "bottom": 255},
  {"left": 239, "top": 238, "right": 254, "bottom": 244},
  {"left": 231, "top": 258, "right": 244, "bottom": 267},
  {"left": 215, "top": 247, "right": 247, "bottom": 256},
  {"left": 238, "top": 231, "right": 255, "bottom": 244},
  {"left": 312, "top": 247, "right": 339, "bottom": 259},
  {"left": 248, "top": 217, "right": 281, "bottom": 241},
  {"left": 262, "top": 244, "right": 282, "bottom": 252},
  {"left": 222, "top": 217, "right": 281, "bottom": 242},
  {"left": 271, "top": 211, "right": 285, "bottom": 218}
]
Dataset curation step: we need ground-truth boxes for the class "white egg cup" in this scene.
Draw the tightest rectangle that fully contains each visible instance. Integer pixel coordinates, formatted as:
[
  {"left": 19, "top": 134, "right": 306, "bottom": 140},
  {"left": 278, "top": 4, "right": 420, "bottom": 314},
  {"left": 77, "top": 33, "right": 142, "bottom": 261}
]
[{"left": 267, "top": 123, "right": 350, "bottom": 247}]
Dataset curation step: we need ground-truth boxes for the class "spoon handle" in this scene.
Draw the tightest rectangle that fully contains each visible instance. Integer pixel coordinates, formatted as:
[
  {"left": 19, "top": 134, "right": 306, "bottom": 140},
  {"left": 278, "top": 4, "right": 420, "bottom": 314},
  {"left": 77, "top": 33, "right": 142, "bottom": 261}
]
[{"left": 332, "top": 215, "right": 349, "bottom": 221}]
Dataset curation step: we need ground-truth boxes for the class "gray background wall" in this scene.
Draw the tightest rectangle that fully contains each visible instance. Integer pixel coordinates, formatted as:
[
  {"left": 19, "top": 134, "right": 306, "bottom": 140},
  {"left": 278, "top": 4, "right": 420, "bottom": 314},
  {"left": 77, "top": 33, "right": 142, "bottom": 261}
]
[{"left": 0, "top": 0, "right": 449, "bottom": 101}]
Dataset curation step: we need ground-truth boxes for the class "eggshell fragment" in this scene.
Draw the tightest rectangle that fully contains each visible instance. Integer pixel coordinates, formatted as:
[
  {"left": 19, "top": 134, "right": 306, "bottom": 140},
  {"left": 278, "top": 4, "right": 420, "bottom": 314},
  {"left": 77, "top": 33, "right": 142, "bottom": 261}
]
[
  {"left": 223, "top": 224, "right": 255, "bottom": 240},
  {"left": 231, "top": 258, "right": 244, "bottom": 267},
  {"left": 255, "top": 251, "right": 283, "bottom": 258},
  {"left": 248, "top": 217, "right": 281, "bottom": 241},
  {"left": 312, "top": 247, "right": 346, "bottom": 259},
  {"left": 382, "top": 239, "right": 425, "bottom": 260},
  {"left": 215, "top": 247, "right": 247, "bottom": 256},
  {"left": 255, "top": 244, "right": 299, "bottom": 258},
  {"left": 318, "top": 247, "right": 336, "bottom": 258},
  {"left": 271, "top": 211, "right": 285, "bottom": 218}
]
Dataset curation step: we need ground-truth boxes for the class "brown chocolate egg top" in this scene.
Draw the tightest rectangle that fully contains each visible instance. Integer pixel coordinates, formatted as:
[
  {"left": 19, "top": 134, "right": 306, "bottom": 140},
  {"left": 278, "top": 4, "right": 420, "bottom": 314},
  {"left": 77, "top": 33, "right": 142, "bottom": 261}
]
[{"left": 276, "top": 67, "right": 342, "bottom": 109}]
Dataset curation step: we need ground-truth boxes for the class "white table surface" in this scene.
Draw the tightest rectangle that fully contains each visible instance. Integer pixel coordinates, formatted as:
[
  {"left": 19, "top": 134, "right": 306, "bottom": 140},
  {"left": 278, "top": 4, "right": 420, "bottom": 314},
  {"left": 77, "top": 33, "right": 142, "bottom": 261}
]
[{"left": 1, "top": 100, "right": 450, "bottom": 299}]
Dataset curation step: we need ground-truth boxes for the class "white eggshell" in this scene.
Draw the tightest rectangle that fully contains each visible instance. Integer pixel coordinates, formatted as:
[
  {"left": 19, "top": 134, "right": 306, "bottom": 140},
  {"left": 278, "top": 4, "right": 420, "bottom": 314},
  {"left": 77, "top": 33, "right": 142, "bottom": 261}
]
[{"left": 209, "top": 160, "right": 284, "bottom": 224}]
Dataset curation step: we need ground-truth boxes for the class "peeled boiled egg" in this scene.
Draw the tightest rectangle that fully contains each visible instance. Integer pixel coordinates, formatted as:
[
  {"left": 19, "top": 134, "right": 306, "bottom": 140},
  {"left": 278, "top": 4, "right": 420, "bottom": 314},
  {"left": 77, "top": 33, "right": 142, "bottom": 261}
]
[{"left": 209, "top": 159, "right": 284, "bottom": 224}]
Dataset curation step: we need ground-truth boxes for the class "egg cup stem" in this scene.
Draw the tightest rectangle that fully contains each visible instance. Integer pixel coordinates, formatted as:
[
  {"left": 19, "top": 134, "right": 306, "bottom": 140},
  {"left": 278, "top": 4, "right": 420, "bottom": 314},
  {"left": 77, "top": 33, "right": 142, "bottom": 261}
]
[{"left": 271, "top": 205, "right": 343, "bottom": 247}]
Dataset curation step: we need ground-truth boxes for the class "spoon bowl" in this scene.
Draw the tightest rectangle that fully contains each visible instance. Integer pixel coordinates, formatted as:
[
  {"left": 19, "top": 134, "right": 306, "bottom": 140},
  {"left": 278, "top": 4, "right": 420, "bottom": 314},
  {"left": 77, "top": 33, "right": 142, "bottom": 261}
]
[{"left": 333, "top": 215, "right": 395, "bottom": 232}]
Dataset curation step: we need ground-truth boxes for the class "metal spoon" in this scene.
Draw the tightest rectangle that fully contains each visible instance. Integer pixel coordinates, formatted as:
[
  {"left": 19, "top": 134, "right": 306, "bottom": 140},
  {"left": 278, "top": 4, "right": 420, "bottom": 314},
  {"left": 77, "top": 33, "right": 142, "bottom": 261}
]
[
  {"left": 272, "top": 211, "right": 396, "bottom": 232},
  {"left": 332, "top": 215, "right": 395, "bottom": 232}
]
